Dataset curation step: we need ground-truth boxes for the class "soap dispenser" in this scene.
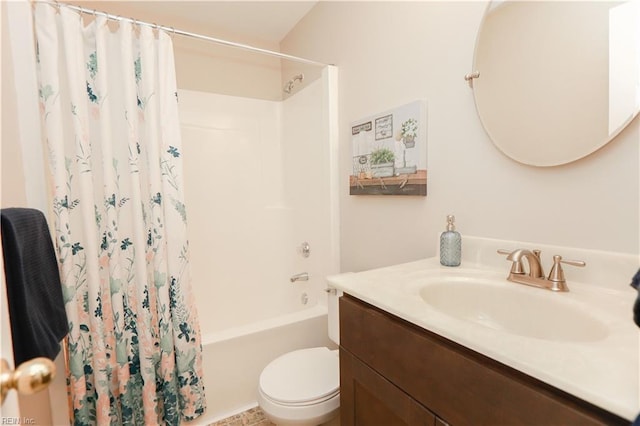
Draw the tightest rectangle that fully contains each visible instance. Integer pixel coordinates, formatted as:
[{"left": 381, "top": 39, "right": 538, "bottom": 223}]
[{"left": 440, "top": 215, "right": 461, "bottom": 267}]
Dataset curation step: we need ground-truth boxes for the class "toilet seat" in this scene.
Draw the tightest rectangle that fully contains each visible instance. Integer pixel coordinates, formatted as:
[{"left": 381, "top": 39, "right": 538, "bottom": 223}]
[
  {"left": 259, "top": 347, "right": 339, "bottom": 406},
  {"left": 260, "top": 387, "right": 339, "bottom": 407},
  {"left": 258, "top": 387, "right": 340, "bottom": 426}
]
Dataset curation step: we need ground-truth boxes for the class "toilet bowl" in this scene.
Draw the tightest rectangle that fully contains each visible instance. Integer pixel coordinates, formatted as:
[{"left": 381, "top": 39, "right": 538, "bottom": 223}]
[
  {"left": 258, "top": 289, "right": 342, "bottom": 425},
  {"left": 258, "top": 347, "right": 339, "bottom": 426}
]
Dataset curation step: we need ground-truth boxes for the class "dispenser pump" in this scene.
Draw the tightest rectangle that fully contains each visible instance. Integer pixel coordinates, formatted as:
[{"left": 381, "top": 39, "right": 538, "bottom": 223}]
[
  {"left": 440, "top": 214, "right": 461, "bottom": 267},
  {"left": 446, "top": 215, "right": 456, "bottom": 232}
]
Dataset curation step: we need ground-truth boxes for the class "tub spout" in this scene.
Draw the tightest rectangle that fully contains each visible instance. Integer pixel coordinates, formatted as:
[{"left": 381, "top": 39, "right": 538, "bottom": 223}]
[{"left": 290, "top": 272, "right": 309, "bottom": 283}]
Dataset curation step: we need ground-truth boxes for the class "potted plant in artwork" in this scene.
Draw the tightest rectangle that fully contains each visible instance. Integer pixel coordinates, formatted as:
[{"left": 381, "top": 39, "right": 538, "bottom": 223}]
[
  {"left": 401, "top": 118, "right": 418, "bottom": 148},
  {"left": 370, "top": 148, "right": 395, "bottom": 178}
]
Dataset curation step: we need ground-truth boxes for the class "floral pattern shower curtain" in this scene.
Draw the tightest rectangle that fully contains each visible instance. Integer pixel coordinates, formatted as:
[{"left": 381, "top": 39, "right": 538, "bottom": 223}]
[{"left": 34, "top": 4, "right": 206, "bottom": 425}]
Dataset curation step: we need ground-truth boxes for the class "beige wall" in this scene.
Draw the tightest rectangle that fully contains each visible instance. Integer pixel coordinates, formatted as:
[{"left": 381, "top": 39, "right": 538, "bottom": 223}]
[
  {"left": 280, "top": 1, "right": 639, "bottom": 272},
  {"left": 1, "top": 2, "right": 28, "bottom": 208}
]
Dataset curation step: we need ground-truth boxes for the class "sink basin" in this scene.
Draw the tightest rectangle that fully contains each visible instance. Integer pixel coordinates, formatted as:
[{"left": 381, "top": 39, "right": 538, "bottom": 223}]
[{"left": 419, "top": 277, "right": 609, "bottom": 342}]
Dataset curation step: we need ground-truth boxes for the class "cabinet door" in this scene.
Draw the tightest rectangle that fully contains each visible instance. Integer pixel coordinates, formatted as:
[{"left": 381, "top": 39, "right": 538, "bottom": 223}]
[{"left": 340, "top": 348, "right": 436, "bottom": 426}]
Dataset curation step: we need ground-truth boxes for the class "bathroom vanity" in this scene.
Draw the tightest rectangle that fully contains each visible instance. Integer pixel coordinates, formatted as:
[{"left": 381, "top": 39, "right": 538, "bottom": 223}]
[
  {"left": 340, "top": 294, "right": 625, "bottom": 425},
  {"left": 327, "top": 237, "right": 639, "bottom": 425}
]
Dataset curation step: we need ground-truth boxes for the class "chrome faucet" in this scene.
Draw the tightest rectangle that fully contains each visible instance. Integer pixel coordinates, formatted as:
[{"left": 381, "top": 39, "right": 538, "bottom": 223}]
[{"left": 498, "top": 249, "right": 585, "bottom": 292}]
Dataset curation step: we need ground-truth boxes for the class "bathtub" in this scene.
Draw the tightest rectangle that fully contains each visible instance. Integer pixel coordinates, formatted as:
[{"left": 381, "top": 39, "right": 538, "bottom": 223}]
[{"left": 184, "top": 304, "right": 335, "bottom": 425}]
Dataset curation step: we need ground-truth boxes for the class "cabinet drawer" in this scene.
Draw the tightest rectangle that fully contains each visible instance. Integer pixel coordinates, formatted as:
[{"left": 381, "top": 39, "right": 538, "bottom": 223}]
[{"left": 339, "top": 294, "right": 626, "bottom": 426}]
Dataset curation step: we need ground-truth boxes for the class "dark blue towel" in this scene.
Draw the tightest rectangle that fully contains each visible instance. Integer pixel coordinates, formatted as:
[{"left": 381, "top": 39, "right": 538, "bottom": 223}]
[
  {"left": 632, "top": 269, "right": 640, "bottom": 328},
  {"left": 1, "top": 208, "right": 68, "bottom": 364}
]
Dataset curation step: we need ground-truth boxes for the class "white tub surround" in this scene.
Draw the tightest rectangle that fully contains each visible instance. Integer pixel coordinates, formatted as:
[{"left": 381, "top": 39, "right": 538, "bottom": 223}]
[
  {"left": 180, "top": 67, "right": 339, "bottom": 337},
  {"left": 327, "top": 236, "right": 639, "bottom": 421}
]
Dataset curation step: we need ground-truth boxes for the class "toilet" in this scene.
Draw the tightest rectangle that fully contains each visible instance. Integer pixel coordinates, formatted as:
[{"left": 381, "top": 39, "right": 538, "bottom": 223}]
[{"left": 257, "top": 290, "right": 341, "bottom": 426}]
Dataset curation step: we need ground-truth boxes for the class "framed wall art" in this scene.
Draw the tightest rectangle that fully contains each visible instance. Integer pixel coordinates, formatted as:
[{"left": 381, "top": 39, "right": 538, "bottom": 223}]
[{"left": 350, "top": 100, "right": 427, "bottom": 196}]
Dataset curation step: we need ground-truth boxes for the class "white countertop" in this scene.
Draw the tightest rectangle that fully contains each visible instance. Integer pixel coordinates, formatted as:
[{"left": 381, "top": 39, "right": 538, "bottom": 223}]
[{"left": 327, "top": 240, "right": 640, "bottom": 421}]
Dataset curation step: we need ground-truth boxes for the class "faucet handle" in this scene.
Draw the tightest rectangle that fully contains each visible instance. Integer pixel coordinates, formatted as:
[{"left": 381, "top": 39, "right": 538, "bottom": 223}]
[
  {"left": 559, "top": 257, "right": 586, "bottom": 268},
  {"left": 497, "top": 249, "right": 525, "bottom": 274},
  {"left": 547, "top": 255, "right": 586, "bottom": 291}
]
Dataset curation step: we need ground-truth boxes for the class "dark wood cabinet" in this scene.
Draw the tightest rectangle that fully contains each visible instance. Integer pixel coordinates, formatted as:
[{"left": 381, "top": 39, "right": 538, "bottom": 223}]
[
  {"left": 339, "top": 294, "right": 627, "bottom": 426},
  {"left": 341, "top": 348, "right": 436, "bottom": 426},
  {"left": 434, "top": 418, "right": 449, "bottom": 426}
]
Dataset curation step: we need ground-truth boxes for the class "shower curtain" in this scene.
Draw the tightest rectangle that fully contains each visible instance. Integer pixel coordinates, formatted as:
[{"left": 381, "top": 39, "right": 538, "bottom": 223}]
[{"left": 34, "top": 4, "right": 206, "bottom": 425}]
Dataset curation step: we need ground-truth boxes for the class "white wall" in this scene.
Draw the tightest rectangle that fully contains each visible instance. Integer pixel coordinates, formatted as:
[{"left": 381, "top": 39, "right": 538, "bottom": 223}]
[{"left": 280, "top": 1, "right": 640, "bottom": 272}]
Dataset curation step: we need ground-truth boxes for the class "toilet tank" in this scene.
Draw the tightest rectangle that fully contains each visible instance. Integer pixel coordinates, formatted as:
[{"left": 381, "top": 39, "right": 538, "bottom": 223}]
[{"left": 327, "top": 288, "right": 342, "bottom": 345}]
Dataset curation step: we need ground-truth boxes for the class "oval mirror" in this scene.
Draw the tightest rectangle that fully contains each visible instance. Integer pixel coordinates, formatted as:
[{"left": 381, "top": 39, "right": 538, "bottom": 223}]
[{"left": 472, "top": 0, "right": 640, "bottom": 167}]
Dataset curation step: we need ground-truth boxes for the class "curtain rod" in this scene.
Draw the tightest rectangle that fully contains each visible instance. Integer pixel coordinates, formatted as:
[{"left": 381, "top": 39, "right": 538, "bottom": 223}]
[{"left": 36, "top": 1, "right": 330, "bottom": 67}]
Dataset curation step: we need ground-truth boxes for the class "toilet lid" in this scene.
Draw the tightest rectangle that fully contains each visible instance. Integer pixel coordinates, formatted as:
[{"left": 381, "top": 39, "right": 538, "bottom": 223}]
[{"left": 259, "top": 347, "right": 339, "bottom": 405}]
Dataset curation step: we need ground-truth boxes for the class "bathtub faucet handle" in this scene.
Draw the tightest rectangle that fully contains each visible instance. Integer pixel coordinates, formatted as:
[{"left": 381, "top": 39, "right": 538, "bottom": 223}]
[
  {"left": 299, "top": 241, "right": 311, "bottom": 258},
  {"left": 290, "top": 272, "right": 309, "bottom": 283}
]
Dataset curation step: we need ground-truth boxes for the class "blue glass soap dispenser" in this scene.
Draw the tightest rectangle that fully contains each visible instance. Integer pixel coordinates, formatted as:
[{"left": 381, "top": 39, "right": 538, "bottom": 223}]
[{"left": 440, "top": 215, "right": 461, "bottom": 267}]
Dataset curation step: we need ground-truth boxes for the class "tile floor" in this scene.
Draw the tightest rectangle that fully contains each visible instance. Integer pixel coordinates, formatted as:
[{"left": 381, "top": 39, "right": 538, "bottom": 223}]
[
  {"left": 210, "top": 406, "right": 341, "bottom": 426},
  {"left": 209, "top": 407, "right": 275, "bottom": 426}
]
